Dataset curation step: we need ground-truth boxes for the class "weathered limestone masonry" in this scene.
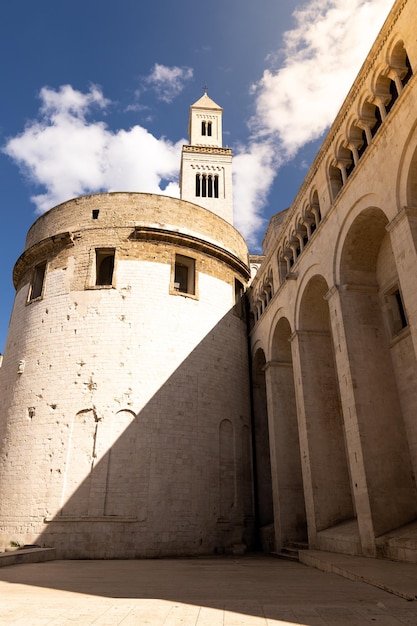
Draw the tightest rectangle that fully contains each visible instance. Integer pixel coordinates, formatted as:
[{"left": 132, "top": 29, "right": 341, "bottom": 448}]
[
  {"left": 0, "top": 193, "right": 253, "bottom": 558},
  {"left": 0, "top": 87, "right": 257, "bottom": 558},
  {"left": 2, "top": 1, "right": 417, "bottom": 567},
  {"left": 180, "top": 92, "right": 233, "bottom": 224},
  {"left": 249, "top": 0, "right": 417, "bottom": 564}
]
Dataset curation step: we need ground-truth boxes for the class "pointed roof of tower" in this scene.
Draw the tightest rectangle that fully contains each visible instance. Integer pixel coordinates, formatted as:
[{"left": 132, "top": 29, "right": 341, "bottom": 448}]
[{"left": 190, "top": 92, "right": 222, "bottom": 111}]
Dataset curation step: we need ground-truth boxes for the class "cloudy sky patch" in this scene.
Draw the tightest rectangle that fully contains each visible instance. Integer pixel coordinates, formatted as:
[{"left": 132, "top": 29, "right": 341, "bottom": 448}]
[
  {"left": 144, "top": 63, "right": 194, "bottom": 103},
  {"left": 2, "top": 1, "right": 394, "bottom": 239},
  {"left": 4, "top": 84, "right": 184, "bottom": 213}
]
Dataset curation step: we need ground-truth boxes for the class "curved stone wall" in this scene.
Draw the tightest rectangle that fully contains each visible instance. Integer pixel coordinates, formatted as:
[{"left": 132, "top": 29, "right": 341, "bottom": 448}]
[{"left": 0, "top": 193, "right": 254, "bottom": 558}]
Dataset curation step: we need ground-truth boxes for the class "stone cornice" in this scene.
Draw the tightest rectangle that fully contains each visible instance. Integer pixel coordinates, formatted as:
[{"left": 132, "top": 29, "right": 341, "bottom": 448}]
[
  {"left": 265, "top": 0, "right": 409, "bottom": 253},
  {"left": 182, "top": 145, "right": 233, "bottom": 156},
  {"left": 386, "top": 206, "right": 417, "bottom": 231},
  {"left": 13, "top": 232, "right": 74, "bottom": 289},
  {"left": 132, "top": 226, "right": 250, "bottom": 280}
]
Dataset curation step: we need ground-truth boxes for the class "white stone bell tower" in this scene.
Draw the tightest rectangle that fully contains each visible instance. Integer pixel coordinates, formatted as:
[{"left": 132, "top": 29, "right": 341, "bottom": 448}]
[{"left": 180, "top": 91, "right": 233, "bottom": 224}]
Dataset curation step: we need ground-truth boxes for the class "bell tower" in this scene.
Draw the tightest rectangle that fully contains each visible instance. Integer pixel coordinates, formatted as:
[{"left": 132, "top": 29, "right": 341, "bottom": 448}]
[{"left": 180, "top": 90, "right": 233, "bottom": 224}]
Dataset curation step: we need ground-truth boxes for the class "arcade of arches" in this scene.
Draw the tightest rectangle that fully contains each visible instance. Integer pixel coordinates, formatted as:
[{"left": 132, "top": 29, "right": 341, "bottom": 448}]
[
  {"left": 249, "top": 1, "right": 417, "bottom": 563},
  {"left": 251, "top": 202, "right": 417, "bottom": 564}
]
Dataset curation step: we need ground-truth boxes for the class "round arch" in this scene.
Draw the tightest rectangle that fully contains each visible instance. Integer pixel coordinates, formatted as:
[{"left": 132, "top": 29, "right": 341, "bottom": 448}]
[
  {"left": 268, "top": 314, "right": 307, "bottom": 548},
  {"left": 340, "top": 206, "right": 389, "bottom": 286},
  {"left": 270, "top": 316, "right": 293, "bottom": 362},
  {"left": 333, "top": 195, "right": 388, "bottom": 286},
  {"left": 396, "top": 117, "right": 417, "bottom": 208},
  {"left": 336, "top": 206, "right": 417, "bottom": 538},
  {"left": 296, "top": 272, "right": 355, "bottom": 536},
  {"left": 293, "top": 262, "right": 328, "bottom": 331}
]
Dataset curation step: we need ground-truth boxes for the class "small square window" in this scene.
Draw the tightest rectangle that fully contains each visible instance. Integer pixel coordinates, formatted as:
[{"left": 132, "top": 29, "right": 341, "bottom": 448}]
[
  {"left": 29, "top": 262, "right": 47, "bottom": 301},
  {"left": 386, "top": 286, "right": 408, "bottom": 336},
  {"left": 233, "top": 279, "right": 245, "bottom": 318},
  {"left": 95, "top": 250, "right": 115, "bottom": 286},
  {"left": 173, "top": 254, "right": 195, "bottom": 295}
]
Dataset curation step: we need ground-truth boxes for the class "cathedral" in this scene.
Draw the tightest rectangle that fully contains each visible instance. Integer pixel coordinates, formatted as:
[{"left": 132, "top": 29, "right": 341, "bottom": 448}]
[{"left": 1, "top": 0, "right": 417, "bottom": 564}]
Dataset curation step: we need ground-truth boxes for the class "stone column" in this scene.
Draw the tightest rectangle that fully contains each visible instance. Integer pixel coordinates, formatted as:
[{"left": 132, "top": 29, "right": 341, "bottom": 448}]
[
  {"left": 289, "top": 331, "right": 317, "bottom": 547},
  {"left": 264, "top": 360, "right": 306, "bottom": 550},
  {"left": 327, "top": 282, "right": 417, "bottom": 552},
  {"left": 290, "top": 325, "right": 355, "bottom": 550},
  {"left": 387, "top": 207, "right": 417, "bottom": 357},
  {"left": 325, "top": 285, "right": 376, "bottom": 556}
]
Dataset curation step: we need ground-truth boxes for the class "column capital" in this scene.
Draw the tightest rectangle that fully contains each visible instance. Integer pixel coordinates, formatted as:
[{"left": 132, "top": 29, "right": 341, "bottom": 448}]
[
  {"left": 289, "top": 329, "right": 330, "bottom": 343},
  {"left": 339, "top": 283, "right": 378, "bottom": 294},
  {"left": 264, "top": 360, "right": 292, "bottom": 371},
  {"left": 324, "top": 284, "right": 339, "bottom": 301},
  {"left": 386, "top": 206, "right": 417, "bottom": 233}
]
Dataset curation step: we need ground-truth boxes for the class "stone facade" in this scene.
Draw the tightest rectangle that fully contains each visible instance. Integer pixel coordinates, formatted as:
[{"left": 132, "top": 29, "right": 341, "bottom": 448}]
[
  {"left": 249, "top": 0, "right": 417, "bottom": 563},
  {"left": 0, "top": 192, "right": 253, "bottom": 558},
  {"left": 180, "top": 93, "right": 233, "bottom": 224},
  {"left": 1, "top": 0, "right": 417, "bottom": 564}
]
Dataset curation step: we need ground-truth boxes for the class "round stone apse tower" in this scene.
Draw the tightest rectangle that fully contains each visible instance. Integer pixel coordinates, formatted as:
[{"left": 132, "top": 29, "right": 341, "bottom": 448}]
[{"left": 0, "top": 95, "right": 254, "bottom": 558}]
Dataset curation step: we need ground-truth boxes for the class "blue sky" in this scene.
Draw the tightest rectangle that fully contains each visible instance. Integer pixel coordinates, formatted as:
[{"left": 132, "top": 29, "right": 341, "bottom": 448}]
[{"left": 0, "top": 0, "right": 393, "bottom": 353}]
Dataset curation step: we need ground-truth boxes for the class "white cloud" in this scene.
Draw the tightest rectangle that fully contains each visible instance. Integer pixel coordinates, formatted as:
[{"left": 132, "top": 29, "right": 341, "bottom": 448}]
[
  {"left": 4, "top": 85, "right": 184, "bottom": 213},
  {"left": 3, "top": 2, "right": 394, "bottom": 248},
  {"left": 39, "top": 84, "right": 110, "bottom": 118},
  {"left": 252, "top": 0, "right": 393, "bottom": 154},
  {"left": 233, "top": 0, "right": 393, "bottom": 246},
  {"left": 145, "top": 63, "right": 193, "bottom": 103},
  {"left": 233, "top": 141, "right": 278, "bottom": 248}
]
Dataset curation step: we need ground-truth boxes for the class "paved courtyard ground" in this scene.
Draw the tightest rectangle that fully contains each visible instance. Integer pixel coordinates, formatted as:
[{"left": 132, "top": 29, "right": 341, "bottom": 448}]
[{"left": 0, "top": 554, "right": 416, "bottom": 625}]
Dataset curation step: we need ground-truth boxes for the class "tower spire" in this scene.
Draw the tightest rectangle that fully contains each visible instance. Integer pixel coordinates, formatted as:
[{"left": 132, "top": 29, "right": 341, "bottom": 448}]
[{"left": 180, "top": 93, "right": 234, "bottom": 225}]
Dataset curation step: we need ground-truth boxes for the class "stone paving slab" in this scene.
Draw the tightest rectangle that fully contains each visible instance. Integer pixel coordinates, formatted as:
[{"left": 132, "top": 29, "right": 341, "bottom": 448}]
[
  {"left": 0, "top": 555, "right": 416, "bottom": 625},
  {"left": 299, "top": 550, "right": 417, "bottom": 601},
  {"left": 0, "top": 547, "right": 56, "bottom": 568}
]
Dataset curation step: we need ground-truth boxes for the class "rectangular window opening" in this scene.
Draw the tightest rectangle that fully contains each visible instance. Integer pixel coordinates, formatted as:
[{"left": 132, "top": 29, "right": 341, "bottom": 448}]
[
  {"left": 386, "top": 287, "right": 408, "bottom": 336},
  {"left": 393, "top": 289, "right": 408, "bottom": 331},
  {"left": 233, "top": 279, "right": 246, "bottom": 319},
  {"left": 234, "top": 279, "right": 244, "bottom": 304},
  {"left": 95, "top": 249, "right": 115, "bottom": 286},
  {"left": 92, "top": 209, "right": 100, "bottom": 219},
  {"left": 174, "top": 254, "right": 195, "bottom": 295},
  {"left": 29, "top": 262, "right": 47, "bottom": 301}
]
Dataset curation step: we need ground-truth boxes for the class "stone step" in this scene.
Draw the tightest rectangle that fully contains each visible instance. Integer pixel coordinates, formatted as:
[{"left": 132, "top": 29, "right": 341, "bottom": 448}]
[
  {"left": 299, "top": 549, "right": 417, "bottom": 601},
  {"left": 272, "top": 546, "right": 301, "bottom": 561},
  {"left": 0, "top": 547, "right": 56, "bottom": 568},
  {"left": 286, "top": 541, "right": 309, "bottom": 550}
]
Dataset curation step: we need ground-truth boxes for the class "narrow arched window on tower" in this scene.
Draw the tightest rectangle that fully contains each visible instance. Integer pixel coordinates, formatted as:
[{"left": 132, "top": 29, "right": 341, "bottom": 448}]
[
  {"left": 201, "top": 121, "right": 206, "bottom": 136},
  {"left": 214, "top": 175, "right": 219, "bottom": 198},
  {"left": 195, "top": 173, "right": 218, "bottom": 198},
  {"left": 207, "top": 121, "right": 212, "bottom": 136},
  {"left": 208, "top": 175, "right": 213, "bottom": 197}
]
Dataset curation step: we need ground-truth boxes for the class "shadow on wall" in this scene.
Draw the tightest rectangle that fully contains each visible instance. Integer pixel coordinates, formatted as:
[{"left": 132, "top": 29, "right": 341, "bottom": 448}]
[
  {"left": 0, "top": 555, "right": 355, "bottom": 626},
  {"left": 18, "top": 306, "right": 256, "bottom": 560}
]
